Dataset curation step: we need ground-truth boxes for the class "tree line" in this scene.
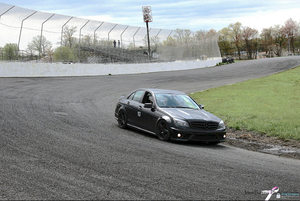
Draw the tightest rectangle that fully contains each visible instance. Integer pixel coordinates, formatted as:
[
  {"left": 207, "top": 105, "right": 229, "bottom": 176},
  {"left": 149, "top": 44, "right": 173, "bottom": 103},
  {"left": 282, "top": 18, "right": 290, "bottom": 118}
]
[{"left": 218, "top": 18, "right": 300, "bottom": 59}]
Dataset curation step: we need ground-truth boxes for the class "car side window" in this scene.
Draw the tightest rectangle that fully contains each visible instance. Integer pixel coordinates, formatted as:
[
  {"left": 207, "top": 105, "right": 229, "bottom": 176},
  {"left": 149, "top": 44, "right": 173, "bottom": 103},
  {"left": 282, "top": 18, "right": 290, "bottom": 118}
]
[
  {"left": 132, "top": 90, "right": 144, "bottom": 102},
  {"left": 142, "top": 92, "right": 153, "bottom": 104},
  {"left": 127, "top": 92, "right": 135, "bottom": 100}
]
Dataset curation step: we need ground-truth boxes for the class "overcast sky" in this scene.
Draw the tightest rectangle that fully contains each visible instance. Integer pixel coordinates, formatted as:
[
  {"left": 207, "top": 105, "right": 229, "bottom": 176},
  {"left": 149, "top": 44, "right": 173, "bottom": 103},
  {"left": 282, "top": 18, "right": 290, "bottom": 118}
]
[{"left": 1, "top": 0, "right": 300, "bottom": 33}]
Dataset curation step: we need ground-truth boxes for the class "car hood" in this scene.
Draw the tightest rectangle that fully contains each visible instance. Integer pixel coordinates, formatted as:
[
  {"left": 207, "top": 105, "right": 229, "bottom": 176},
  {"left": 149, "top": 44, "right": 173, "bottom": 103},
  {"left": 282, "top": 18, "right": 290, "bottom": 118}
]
[{"left": 160, "top": 108, "right": 221, "bottom": 122}]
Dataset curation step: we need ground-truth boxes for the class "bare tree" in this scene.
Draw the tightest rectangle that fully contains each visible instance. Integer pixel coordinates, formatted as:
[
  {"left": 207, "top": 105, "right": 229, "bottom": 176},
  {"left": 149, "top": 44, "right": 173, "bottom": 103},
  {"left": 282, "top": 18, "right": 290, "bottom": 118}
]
[
  {"left": 174, "top": 29, "right": 184, "bottom": 45},
  {"left": 271, "top": 25, "right": 286, "bottom": 57},
  {"left": 62, "top": 26, "right": 77, "bottom": 48},
  {"left": 44, "top": 45, "right": 54, "bottom": 62},
  {"left": 195, "top": 30, "right": 207, "bottom": 41},
  {"left": 281, "top": 18, "right": 299, "bottom": 54},
  {"left": 150, "top": 36, "right": 161, "bottom": 52},
  {"left": 26, "top": 42, "right": 35, "bottom": 59},
  {"left": 242, "top": 26, "right": 259, "bottom": 59},
  {"left": 183, "top": 29, "right": 192, "bottom": 46},
  {"left": 174, "top": 29, "right": 192, "bottom": 46},
  {"left": 27, "top": 35, "right": 52, "bottom": 58},
  {"left": 162, "top": 36, "right": 177, "bottom": 46},
  {"left": 228, "top": 22, "right": 243, "bottom": 59},
  {"left": 260, "top": 27, "right": 273, "bottom": 55},
  {"left": 82, "top": 34, "right": 93, "bottom": 46}
]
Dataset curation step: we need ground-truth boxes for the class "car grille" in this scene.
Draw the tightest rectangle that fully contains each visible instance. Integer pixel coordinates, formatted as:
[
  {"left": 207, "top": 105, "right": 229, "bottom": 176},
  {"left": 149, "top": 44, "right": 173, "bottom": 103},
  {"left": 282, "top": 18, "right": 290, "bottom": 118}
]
[
  {"left": 190, "top": 121, "right": 219, "bottom": 130},
  {"left": 191, "top": 135, "right": 217, "bottom": 141}
]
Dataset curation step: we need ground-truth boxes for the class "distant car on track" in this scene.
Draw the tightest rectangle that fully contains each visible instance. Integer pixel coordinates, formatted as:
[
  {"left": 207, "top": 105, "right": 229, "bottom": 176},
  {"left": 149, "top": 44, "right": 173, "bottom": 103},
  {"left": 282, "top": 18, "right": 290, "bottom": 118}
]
[
  {"left": 115, "top": 88, "right": 226, "bottom": 143},
  {"left": 222, "top": 57, "right": 234, "bottom": 64}
]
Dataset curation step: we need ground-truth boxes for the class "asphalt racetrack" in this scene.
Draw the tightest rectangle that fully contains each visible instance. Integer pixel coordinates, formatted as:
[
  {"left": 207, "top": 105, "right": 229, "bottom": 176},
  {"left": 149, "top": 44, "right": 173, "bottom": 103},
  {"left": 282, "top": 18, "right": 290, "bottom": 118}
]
[{"left": 1, "top": 57, "right": 300, "bottom": 200}]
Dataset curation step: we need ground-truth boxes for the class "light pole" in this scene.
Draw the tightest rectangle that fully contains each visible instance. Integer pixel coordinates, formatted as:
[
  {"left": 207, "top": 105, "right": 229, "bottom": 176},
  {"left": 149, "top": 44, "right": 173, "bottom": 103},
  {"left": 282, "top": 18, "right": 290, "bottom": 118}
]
[
  {"left": 40, "top": 14, "right": 55, "bottom": 59},
  {"left": 142, "top": 6, "right": 153, "bottom": 61},
  {"left": 61, "top": 17, "right": 73, "bottom": 62},
  {"left": 79, "top": 20, "right": 90, "bottom": 62},
  {"left": 18, "top": 11, "right": 37, "bottom": 54}
]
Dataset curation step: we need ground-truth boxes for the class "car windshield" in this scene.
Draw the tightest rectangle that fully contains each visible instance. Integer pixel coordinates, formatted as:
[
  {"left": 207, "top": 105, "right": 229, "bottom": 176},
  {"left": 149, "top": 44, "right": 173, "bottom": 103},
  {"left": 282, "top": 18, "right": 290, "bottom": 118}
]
[{"left": 155, "top": 93, "right": 199, "bottom": 109}]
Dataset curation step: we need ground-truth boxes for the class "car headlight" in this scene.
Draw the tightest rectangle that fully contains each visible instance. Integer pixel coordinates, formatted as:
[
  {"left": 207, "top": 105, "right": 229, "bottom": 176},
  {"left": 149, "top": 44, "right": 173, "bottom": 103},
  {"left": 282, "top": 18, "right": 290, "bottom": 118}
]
[
  {"left": 218, "top": 120, "right": 225, "bottom": 129},
  {"left": 173, "top": 118, "right": 189, "bottom": 128}
]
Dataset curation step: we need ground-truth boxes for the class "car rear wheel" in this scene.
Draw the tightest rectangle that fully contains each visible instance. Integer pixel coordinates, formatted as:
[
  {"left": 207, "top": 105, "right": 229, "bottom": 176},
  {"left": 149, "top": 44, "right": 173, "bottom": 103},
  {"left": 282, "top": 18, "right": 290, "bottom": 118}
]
[
  {"left": 118, "top": 110, "right": 127, "bottom": 128},
  {"left": 156, "top": 120, "right": 170, "bottom": 141}
]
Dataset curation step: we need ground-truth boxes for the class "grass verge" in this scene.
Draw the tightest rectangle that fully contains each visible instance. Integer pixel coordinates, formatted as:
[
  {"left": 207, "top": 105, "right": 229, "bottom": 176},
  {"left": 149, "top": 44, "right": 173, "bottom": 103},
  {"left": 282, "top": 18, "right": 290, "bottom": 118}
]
[{"left": 190, "top": 66, "right": 300, "bottom": 140}]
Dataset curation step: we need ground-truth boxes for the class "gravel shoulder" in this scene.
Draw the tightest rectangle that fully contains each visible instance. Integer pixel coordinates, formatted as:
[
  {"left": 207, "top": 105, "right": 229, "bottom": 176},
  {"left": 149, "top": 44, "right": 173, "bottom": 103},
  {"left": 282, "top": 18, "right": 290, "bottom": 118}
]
[{"left": 224, "top": 129, "right": 300, "bottom": 160}]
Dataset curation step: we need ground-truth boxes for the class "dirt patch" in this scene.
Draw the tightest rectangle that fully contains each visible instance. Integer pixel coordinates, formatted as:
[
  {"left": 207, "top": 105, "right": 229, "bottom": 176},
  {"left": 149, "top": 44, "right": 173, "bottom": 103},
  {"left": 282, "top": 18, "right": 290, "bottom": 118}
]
[{"left": 224, "top": 129, "right": 300, "bottom": 160}]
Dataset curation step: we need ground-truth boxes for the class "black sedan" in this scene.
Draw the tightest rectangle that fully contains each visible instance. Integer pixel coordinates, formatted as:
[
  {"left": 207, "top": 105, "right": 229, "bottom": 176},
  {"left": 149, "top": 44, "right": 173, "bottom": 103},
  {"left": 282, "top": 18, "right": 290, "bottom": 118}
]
[{"left": 115, "top": 88, "right": 226, "bottom": 143}]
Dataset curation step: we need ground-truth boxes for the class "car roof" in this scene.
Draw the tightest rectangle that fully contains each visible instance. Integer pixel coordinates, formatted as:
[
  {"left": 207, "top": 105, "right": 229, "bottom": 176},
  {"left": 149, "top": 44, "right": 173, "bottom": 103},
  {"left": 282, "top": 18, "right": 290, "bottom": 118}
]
[{"left": 136, "top": 88, "right": 186, "bottom": 95}]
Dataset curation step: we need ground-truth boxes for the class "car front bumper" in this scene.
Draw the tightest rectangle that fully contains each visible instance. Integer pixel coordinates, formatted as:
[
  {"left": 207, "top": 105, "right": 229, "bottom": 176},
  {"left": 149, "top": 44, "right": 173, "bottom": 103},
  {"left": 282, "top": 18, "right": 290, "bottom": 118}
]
[{"left": 169, "top": 127, "right": 226, "bottom": 142}]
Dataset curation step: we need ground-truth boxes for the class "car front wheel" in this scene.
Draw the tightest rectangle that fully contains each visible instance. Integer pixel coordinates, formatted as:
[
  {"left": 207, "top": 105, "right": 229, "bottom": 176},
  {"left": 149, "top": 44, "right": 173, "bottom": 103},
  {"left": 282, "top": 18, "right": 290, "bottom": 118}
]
[
  {"left": 156, "top": 120, "right": 170, "bottom": 141},
  {"left": 118, "top": 110, "right": 127, "bottom": 128}
]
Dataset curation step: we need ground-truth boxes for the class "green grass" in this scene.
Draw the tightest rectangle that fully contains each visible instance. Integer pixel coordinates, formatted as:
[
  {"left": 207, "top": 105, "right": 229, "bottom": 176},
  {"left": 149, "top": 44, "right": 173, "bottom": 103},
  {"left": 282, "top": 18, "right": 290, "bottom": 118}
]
[{"left": 190, "top": 66, "right": 300, "bottom": 140}]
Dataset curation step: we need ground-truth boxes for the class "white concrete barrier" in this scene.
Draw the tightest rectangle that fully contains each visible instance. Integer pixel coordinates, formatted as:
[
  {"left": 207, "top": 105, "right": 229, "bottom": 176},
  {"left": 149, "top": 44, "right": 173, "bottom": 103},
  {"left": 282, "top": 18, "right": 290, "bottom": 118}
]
[{"left": 0, "top": 58, "right": 221, "bottom": 77}]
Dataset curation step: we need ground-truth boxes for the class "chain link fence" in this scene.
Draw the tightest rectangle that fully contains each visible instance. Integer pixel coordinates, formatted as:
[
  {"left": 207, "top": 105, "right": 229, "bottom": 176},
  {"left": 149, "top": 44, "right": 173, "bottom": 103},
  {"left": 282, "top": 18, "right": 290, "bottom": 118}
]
[{"left": 0, "top": 3, "right": 220, "bottom": 64}]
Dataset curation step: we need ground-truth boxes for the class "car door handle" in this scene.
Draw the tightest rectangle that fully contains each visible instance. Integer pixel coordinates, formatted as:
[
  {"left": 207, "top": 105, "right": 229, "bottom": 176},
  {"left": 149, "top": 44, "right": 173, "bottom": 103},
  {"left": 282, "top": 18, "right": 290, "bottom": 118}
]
[
  {"left": 138, "top": 106, "right": 142, "bottom": 110},
  {"left": 127, "top": 101, "right": 130, "bottom": 105}
]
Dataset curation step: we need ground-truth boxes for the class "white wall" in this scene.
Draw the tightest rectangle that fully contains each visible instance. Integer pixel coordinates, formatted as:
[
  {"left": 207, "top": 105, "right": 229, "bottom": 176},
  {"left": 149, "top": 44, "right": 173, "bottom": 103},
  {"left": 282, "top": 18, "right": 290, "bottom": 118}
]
[{"left": 0, "top": 58, "right": 221, "bottom": 77}]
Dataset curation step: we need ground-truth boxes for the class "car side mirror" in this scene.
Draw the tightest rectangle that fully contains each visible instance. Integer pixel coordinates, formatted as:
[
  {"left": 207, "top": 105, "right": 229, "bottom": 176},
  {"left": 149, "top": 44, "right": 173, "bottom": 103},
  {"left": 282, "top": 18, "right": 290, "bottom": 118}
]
[
  {"left": 144, "top": 103, "right": 153, "bottom": 108},
  {"left": 199, "top": 104, "right": 204, "bottom": 109},
  {"left": 144, "top": 103, "right": 156, "bottom": 111}
]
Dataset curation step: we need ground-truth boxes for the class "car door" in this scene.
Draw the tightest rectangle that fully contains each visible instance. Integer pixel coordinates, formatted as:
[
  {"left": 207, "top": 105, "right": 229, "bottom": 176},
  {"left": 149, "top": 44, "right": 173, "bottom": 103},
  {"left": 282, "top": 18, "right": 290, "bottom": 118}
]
[
  {"left": 125, "top": 90, "right": 145, "bottom": 127},
  {"left": 136, "top": 91, "right": 159, "bottom": 133},
  {"left": 139, "top": 105, "right": 159, "bottom": 133}
]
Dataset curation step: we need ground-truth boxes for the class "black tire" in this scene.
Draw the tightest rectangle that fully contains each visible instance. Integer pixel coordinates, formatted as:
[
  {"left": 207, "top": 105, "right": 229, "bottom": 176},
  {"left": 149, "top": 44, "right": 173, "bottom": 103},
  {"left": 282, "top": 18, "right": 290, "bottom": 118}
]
[
  {"left": 156, "top": 120, "right": 170, "bottom": 141},
  {"left": 118, "top": 110, "right": 127, "bottom": 128}
]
